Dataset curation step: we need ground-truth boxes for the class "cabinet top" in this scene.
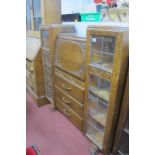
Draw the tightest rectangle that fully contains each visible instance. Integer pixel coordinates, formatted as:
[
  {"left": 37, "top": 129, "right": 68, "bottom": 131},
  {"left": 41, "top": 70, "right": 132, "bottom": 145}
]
[
  {"left": 26, "top": 36, "right": 41, "bottom": 61},
  {"left": 40, "top": 24, "right": 75, "bottom": 30},
  {"left": 87, "top": 24, "right": 129, "bottom": 32},
  {"left": 57, "top": 33, "right": 86, "bottom": 43}
]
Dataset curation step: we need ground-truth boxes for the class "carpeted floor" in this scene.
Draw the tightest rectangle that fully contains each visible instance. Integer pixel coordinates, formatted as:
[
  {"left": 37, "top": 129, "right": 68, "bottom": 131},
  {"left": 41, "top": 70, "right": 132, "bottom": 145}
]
[{"left": 26, "top": 92, "right": 103, "bottom": 155}]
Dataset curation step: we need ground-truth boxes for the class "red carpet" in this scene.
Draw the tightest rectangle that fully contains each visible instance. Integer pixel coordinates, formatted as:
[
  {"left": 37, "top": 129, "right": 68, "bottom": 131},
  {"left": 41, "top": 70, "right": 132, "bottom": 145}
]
[{"left": 26, "top": 92, "right": 103, "bottom": 155}]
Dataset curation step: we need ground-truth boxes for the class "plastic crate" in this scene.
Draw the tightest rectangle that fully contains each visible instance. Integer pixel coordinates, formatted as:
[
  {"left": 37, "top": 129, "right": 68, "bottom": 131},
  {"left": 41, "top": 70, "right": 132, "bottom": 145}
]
[{"left": 80, "top": 12, "right": 101, "bottom": 22}]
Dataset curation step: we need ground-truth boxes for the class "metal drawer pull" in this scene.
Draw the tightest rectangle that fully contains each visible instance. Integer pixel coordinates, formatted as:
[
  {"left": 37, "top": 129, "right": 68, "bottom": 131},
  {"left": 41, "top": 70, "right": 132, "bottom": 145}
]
[
  {"left": 62, "top": 97, "right": 71, "bottom": 105},
  {"left": 62, "top": 84, "right": 71, "bottom": 91},
  {"left": 63, "top": 109, "right": 71, "bottom": 117}
]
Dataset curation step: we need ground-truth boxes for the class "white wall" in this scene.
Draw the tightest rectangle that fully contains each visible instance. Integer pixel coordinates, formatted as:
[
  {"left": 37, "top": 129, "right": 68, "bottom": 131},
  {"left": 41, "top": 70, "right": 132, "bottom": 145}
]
[
  {"left": 63, "top": 22, "right": 129, "bottom": 38},
  {"left": 61, "top": 0, "right": 93, "bottom": 15}
]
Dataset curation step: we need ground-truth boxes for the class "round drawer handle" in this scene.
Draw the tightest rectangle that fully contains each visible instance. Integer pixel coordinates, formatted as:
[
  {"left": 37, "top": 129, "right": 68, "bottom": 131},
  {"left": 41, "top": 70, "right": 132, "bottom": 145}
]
[
  {"left": 62, "top": 97, "right": 71, "bottom": 105},
  {"left": 62, "top": 84, "right": 71, "bottom": 91},
  {"left": 63, "top": 109, "right": 71, "bottom": 117}
]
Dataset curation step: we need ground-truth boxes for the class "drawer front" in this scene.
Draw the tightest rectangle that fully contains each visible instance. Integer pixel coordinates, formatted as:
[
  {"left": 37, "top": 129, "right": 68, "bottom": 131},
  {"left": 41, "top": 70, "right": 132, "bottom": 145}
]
[
  {"left": 54, "top": 73, "right": 84, "bottom": 103},
  {"left": 26, "top": 69, "right": 37, "bottom": 94},
  {"left": 26, "top": 60, "right": 33, "bottom": 72},
  {"left": 56, "top": 97, "right": 83, "bottom": 130},
  {"left": 55, "top": 86, "right": 84, "bottom": 118}
]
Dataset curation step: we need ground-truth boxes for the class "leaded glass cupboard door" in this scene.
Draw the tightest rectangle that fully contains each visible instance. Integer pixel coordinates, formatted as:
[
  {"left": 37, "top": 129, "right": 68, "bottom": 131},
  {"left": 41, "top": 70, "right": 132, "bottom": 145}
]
[{"left": 84, "top": 26, "right": 129, "bottom": 155}]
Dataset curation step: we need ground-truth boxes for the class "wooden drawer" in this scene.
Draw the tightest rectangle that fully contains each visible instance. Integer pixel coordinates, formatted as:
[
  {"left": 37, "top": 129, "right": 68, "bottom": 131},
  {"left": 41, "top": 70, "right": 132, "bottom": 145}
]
[
  {"left": 54, "top": 72, "right": 85, "bottom": 103},
  {"left": 56, "top": 97, "right": 83, "bottom": 130},
  {"left": 55, "top": 86, "right": 84, "bottom": 118},
  {"left": 26, "top": 69, "right": 37, "bottom": 94}
]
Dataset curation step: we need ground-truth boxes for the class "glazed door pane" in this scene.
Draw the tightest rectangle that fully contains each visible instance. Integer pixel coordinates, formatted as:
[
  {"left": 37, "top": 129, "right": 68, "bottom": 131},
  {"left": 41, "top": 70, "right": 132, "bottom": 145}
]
[
  {"left": 90, "top": 35, "right": 115, "bottom": 73},
  {"left": 86, "top": 116, "right": 104, "bottom": 149},
  {"left": 42, "top": 50, "right": 50, "bottom": 67},
  {"left": 86, "top": 74, "right": 110, "bottom": 148},
  {"left": 86, "top": 115, "right": 104, "bottom": 149},
  {"left": 99, "top": 78, "right": 110, "bottom": 102},
  {"left": 41, "top": 30, "right": 49, "bottom": 48},
  {"left": 89, "top": 74, "right": 110, "bottom": 102},
  {"left": 26, "top": 0, "right": 32, "bottom": 30},
  {"left": 32, "top": 0, "right": 42, "bottom": 31},
  {"left": 88, "top": 97, "right": 108, "bottom": 127},
  {"left": 89, "top": 74, "right": 99, "bottom": 91},
  {"left": 43, "top": 65, "right": 51, "bottom": 82},
  {"left": 44, "top": 66, "right": 53, "bottom": 101}
]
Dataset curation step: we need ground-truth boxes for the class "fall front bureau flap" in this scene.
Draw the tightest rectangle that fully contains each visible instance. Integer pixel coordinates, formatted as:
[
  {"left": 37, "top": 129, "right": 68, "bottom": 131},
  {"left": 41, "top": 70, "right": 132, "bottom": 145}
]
[
  {"left": 54, "top": 33, "right": 86, "bottom": 81},
  {"left": 26, "top": 36, "right": 41, "bottom": 61}
]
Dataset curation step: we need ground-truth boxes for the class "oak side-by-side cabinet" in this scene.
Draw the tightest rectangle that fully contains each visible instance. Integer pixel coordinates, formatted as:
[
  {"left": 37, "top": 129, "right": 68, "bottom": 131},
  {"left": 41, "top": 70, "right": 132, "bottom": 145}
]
[{"left": 27, "top": 24, "right": 129, "bottom": 155}]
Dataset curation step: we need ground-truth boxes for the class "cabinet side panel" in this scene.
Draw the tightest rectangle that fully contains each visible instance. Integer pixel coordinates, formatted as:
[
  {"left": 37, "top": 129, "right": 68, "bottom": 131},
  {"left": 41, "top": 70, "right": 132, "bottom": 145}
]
[
  {"left": 103, "top": 32, "right": 129, "bottom": 154},
  {"left": 34, "top": 50, "right": 45, "bottom": 96}
]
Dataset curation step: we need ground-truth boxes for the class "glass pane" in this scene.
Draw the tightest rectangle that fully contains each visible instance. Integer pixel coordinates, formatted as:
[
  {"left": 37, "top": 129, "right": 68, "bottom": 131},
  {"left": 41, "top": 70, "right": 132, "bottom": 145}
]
[
  {"left": 32, "top": 0, "right": 42, "bottom": 31},
  {"left": 89, "top": 74, "right": 99, "bottom": 98},
  {"left": 88, "top": 96, "right": 97, "bottom": 110},
  {"left": 42, "top": 51, "right": 50, "bottom": 67},
  {"left": 99, "top": 78, "right": 110, "bottom": 102},
  {"left": 41, "top": 30, "right": 49, "bottom": 48},
  {"left": 43, "top": 66, "right": 51, "bottom": 82},
  {"left": 47, "top": 86, "right": 53, "bottom": 98},
  {"left": 86, "top": 74, "right": 111, "bottom": 147},
  {"left": 88, "top": 97, "right": 108, "bottom": 127},
  {"left": 26, "top": 0, "right": 32, "bottom": 30},
  {"left": 89, "top": 74, "right": 99, "bottom": 90},
  {"left": 42, "top": 48, "right": 50, "bottom": 57},
  {"left": 90, "top": 35, "right": 115, "bottom": 73},
  {"left": 86, "top": 116, "right": 104, "bottom": 149},
  {"left": 95, "top": 99, "right": 108, "bottom": 126}
]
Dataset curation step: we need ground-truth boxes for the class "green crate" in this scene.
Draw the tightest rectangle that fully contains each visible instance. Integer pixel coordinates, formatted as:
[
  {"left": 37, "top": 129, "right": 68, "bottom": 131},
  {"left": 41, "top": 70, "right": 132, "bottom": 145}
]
[{"left": 80, "top": 12, "right": 101, "bottom": 22}]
